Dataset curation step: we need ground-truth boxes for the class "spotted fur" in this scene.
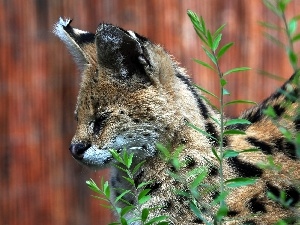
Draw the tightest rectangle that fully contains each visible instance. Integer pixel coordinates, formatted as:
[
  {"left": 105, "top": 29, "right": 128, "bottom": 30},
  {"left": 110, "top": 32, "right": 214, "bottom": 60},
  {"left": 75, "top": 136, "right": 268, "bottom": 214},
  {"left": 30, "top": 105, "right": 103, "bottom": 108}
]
[{"left": 54, "top": 18, "right": 300, "bottom": 224}]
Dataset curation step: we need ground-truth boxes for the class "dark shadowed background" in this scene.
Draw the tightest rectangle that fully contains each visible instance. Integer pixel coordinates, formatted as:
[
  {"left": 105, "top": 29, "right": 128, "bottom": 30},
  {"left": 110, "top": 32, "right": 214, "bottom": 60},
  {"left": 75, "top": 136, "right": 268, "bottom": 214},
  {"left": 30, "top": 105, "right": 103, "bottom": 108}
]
[{"left": 1, "top": 0, "right": 300, "bottom": 224}]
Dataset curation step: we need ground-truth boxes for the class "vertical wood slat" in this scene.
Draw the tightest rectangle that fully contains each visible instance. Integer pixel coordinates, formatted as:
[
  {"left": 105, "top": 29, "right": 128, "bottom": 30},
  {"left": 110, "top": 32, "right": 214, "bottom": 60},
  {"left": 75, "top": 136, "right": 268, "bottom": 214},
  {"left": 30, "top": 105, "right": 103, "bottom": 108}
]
[{"left": 1, "top": 1, "right": 299, "bottom": 225}]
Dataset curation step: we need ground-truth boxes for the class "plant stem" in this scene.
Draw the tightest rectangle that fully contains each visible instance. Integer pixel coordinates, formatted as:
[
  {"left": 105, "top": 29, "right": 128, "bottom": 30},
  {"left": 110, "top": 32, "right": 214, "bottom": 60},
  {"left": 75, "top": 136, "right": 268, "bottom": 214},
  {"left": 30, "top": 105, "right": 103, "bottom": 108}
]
[
  {"left": 279, "top": 3, "right": 298, "bottom": 71},
  {"left": 212, "top": 50, "right": 225, "bottom": 225},
  {"left": 219, "top": 84, "right": 225, "bottom": 197}
]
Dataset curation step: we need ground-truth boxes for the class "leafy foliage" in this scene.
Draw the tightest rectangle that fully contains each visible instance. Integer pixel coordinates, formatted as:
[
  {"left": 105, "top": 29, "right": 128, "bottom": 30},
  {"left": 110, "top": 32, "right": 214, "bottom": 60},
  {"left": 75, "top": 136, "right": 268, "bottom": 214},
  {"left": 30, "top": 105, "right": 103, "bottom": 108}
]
[
  {"left": 86, "top": 150, "right": 168, "bottom": 225},
  {"left": 187, "top": 9, "right": 255, "bottom": 224}
]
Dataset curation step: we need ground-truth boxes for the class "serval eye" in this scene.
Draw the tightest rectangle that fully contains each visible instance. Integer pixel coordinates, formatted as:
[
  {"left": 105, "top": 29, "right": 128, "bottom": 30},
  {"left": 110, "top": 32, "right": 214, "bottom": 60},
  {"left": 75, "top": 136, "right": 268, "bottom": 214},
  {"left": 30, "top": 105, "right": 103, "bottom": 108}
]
[{"left": 93, "top": 112, "right": 110, "bottom": 135}]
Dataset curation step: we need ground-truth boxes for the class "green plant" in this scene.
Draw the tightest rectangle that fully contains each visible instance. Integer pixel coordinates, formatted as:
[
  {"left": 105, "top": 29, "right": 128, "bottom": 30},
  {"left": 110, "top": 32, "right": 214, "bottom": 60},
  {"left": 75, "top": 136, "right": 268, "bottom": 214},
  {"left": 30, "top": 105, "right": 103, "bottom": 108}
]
[
  {"left": 86, "top": 149, "right": 168, "bottom": 225},
  {"left": 261, "top": 2, "right": 300, "bottom": 223},
  {"left": 185, "top": 9, "right": 256, "bottom": 224},
  {"left": 262, "top": 0, "right": 300, "bottom": 159},
  {"left": 262, "top": 0, "right": 300, "bottom": 72}
]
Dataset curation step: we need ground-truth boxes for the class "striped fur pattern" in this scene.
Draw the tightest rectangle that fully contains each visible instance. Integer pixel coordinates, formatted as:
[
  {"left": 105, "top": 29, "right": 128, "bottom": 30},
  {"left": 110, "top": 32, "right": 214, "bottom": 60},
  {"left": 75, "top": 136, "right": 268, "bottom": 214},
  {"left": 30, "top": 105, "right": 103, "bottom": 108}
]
[{"left": 54, "top": 19, "right": 300, "bottom": 224}]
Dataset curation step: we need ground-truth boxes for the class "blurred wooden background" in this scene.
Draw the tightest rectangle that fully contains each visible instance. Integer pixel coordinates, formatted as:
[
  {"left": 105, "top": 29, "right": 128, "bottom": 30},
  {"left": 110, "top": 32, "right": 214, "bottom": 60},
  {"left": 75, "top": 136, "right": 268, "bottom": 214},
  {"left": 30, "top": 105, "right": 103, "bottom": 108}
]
[{"left": 1, "top": 0, "right": 300, "bottom": 225}]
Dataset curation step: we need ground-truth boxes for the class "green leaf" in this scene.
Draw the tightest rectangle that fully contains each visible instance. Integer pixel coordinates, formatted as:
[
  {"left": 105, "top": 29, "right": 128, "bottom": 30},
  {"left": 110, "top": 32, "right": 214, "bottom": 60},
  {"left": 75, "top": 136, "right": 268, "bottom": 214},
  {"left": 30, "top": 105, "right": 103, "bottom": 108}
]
[
  {"left": 110, "top": 149, "right": 123, "bottom": 163},
  {"left": 138, "top": 189, "right": 151, "bottom": 201},
  {"left": 156, "top": 143, "right": 170, "bottom": 158},
  {"left": 195, "top": 29, "right": 209, "bottom": 45},
  {"left": 212, "top": 33, "right": 222, "bottom": 51},
  {"left": 206, "top": 30, "right": 213, "bottom": 48},
  {"left": 138, "top": 195, "right": 151, "bottom": 205},
  {"left": 222, "top": 88, "right": 230, "bottom": 95},
  {"left": 201, "top": 95, "right": 220, "bottom": 111},
  {"left": 288, "top": 18, "right": 297, "bottom": 35},
  {"left": 114, "top": 164, "right": 128, "bottom": 173},
  {"left": 225, "top": 118, "right": 251, "bottom": 127},
  {"left": 220, "top": 78, "right": 227, "bottom": 87},
  {"left": 108, "top": 222, "right": 121, "bottom": 225},
  {"left": 120, "top": 205, "right": 135, "bottom": 217},
  {"left": 156, "top": 222, "right": 169, "bottom": 225},
  {"left": 137, "top": 181, "right": 152, "bottom": 190},
  {"left": 223, "top": 67, "right": 251, "bottom": 76},
  {"left": 225, "top": 177, "right": 257, "bottom": 188},
  {"left": 132, "top": 160, "right": 146, "bottom": 175},
  {"left": 213, "top": 24, "right": 226, "bottom": 39},
  {"left": 267, "top": 191, "right": 278, "bottom": 202},
  {"left": 258, "top": 21, "right": 281, "bottom": 30},
  {"left": 274, "top": 220, "right": 288, "bottom": 225},
  {"left": 120, "top": 205, "right": 134, "bottom": 217},
  {"left": 193, "top": 59, "right": 216, "bottom": 71},
  {"left": 167, "top": 170, "right": 182, "bottom": 181},
  {"left": 257, "top": 69, "right": 285, "bottom": 81},
  {"left": 240, "top": 148, "right": 260, "bottom": 153},
  {"left": 174, "top": 145, "right": 184, "bottom": 158},
  {"left": 141, "top": 208, "right": 150, "bottom": 222},
  {"left": 216, "top": 204, "right": 228, "bottom": 221},
  {"left": 212, "top": 147, "right": 221, "bottom": 163},
  {"left": 103, "top": 181, "right": 110, "bottom": 197},
  {"left": 263, "top": 105, "right": 277, "bottom": 118},
  {"left": 213, "top": 191, "right": 229, "bottom": 205},
  {"left": 100, "top": 204, "right": 114, "bottom": 210},
  {"left": 115, "top": 207, "right": 122, "bottom": 214},
  {"left": 263, "top": 0, "right": 281, "bottom": 16},
  {"left": 189, "top": 202, "right": 204, "bottom": 222},
  {"left": 123, "top": 152, "right": 133, "bottom": 169},
  {"left": 263, "top": 32, "right": 285, "bottom": 48},
  {"left": 188, "top": 123, "right": 219, "bottom": 142},
  {"left": 292, "top": 33, "right": 300, "bottom": 42},
  {"left": 122, "top": 176, "right": 135, "bottom": 186},
  {"left": 115, "top": 190, "right": 131, "bottom": 204},
  {"left": 187, "top": 10, "right": 210, "bottom": 46},
  {"left": 187, "top": 167, "right": 207, "bottom": 177},
  {"left": 200, "top": 16, "right": 207, "bottom": 35},
  {"left": 223, "top": 130, "right": 246, "bottom": 135},
  {"left": 209, "top": 116, "right": 221, "bottom": 126},
  {"left": 278, "top": 0, "right": 291, "bottom": 12},
  {"left": 225, "top": 99, "right": 257, "bottom": 106},
  {"left": 120, "top": 217, "right": 128, "bottom": 225},
  {"left": 86, "top": 179, "right": 101, "bottom": 193},
  {"left": 175, "top": 189, "right": 190, "bottom": 198},
  {"left": 279, "top": 127, "right": 293, "bottom": 140},
  {"left": 202, "top": 46, "right": 217, "bottom": 65},
  {"left": 217, "top": 42, "right": 234, "bottom": 59},
  {"left": 144, "top": 216, "right": 168, "bottom": 225},
  {"left": 194, "top": 84, "right": 218, "bottom": 98},
  {"left": 223, "top": 149, "right": 239, "bottom": 158},
  {"left": 171, "top": 158, "right": 181, "bottom": 171},
  {"left": 190, "top": 170, "right": 208, "bottom": 189},
  {"left": 92, "top": 195, "right": 110, "bottom": 202},
  {"left": 287, "top": 49, "right": 298, "bottom": 66}
]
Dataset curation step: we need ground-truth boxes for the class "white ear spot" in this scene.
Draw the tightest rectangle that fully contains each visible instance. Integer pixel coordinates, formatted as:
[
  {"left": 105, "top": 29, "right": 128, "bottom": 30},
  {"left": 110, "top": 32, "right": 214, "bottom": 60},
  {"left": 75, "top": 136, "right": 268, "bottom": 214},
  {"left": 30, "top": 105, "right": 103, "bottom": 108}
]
[
  {"left": 128, "top": 30, "right": 137, "bottom": 40},
  {"left": 73, "top": 28, "right": 89, "bottom": 35}
]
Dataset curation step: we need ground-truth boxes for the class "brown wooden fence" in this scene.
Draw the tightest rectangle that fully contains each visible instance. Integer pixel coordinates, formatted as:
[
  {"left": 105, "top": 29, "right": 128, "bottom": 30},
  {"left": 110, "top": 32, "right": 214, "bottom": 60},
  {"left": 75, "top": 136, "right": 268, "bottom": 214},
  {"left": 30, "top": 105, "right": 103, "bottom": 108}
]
[{"left": 1, "top": 1, "right": 300, "bottom": 225}]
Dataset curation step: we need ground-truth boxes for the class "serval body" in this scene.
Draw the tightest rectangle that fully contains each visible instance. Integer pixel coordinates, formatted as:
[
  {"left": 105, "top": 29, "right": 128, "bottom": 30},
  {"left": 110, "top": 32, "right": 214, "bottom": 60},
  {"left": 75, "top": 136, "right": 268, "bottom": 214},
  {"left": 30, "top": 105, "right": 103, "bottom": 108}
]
[{"left": 54, "top": 18, "right": 300, "bottom": 224}]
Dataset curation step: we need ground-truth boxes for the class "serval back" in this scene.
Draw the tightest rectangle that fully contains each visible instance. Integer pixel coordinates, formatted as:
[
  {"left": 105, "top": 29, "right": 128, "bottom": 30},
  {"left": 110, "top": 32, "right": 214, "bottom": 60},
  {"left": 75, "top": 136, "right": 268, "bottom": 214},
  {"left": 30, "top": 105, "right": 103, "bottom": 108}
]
[{"left": 54, "top": 18, "right": 300, "bottom": 224}]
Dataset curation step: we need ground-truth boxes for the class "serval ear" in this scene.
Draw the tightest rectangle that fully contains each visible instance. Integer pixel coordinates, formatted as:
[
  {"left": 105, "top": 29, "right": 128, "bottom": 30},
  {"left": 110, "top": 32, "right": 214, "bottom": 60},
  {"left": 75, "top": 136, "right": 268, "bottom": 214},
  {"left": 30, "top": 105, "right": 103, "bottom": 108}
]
[
  {"left": 95, "top": 23, "right": 151, "bottom": 79},
  {"left": 53, "top": 18, "right": 95, "bottom": 71}
]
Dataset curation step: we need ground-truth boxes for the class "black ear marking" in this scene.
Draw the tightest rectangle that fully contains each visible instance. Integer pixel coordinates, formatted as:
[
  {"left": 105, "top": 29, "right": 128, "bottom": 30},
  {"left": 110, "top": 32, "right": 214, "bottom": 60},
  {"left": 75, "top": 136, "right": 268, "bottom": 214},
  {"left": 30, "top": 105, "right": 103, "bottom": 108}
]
[
  {"left": 60, "top": 19, "right": 95, "bottom": 45},
  {"left": 95, "top": 23, "right": 150, "bottom": 80}
]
